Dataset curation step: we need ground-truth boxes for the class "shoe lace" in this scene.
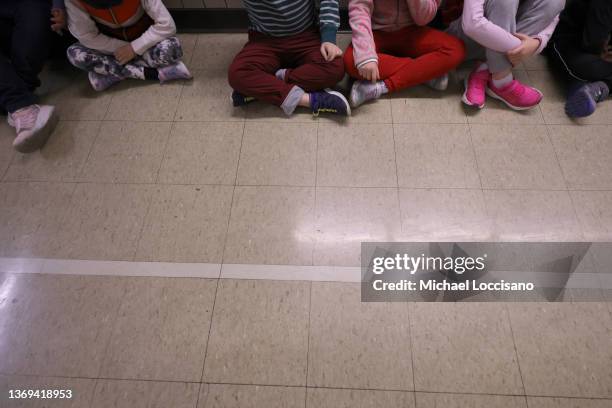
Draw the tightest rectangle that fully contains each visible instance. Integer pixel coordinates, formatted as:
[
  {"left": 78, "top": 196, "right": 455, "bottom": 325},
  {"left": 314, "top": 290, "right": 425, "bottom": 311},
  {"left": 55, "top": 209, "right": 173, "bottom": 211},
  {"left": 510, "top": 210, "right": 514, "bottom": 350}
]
[{"left": 12, "top": 105, "right": 38, "bottom": 132}]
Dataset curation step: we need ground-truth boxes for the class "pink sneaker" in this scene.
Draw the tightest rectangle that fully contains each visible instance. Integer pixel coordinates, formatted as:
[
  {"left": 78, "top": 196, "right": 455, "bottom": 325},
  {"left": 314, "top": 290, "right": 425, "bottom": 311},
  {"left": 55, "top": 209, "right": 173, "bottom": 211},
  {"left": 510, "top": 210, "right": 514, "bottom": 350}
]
[
  {"left": 462, "top": 67, "right": 489, "bottom": 109},
  {"left": 486, "top": 79, "right": 543, "bottom": 111},
  {"left": 7, "top": 105, "right": 57, "bottom": 153}
]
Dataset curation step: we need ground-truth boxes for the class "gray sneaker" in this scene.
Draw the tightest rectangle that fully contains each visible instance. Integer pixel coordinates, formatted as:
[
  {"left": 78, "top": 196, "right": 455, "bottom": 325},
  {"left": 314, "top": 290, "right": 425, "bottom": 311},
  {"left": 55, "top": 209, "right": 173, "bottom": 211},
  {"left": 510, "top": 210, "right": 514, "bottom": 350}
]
[{"left": 8, "top": 104, "right": 58, "bottom": 153}]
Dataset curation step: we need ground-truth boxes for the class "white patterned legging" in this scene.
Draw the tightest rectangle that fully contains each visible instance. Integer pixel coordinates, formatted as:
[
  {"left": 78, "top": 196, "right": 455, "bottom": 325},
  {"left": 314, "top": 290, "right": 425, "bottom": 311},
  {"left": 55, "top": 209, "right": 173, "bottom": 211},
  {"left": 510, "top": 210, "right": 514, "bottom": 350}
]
[{"left": 66, "top": 36, "right": 183, "bottom": 79}]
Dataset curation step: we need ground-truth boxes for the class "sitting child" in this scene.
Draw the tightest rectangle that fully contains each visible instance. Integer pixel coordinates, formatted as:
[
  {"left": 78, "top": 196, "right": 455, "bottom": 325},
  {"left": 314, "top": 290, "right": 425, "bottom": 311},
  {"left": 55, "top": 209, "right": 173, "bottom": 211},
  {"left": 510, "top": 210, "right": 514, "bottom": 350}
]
[
  {"left": 448, "top": 0, "right": 565, "bottom": 110},
  {"left": 548, "top": 0, "right": 612, "bottom": 118},
  {"left": 344, "top": 0, "right": 466, "bottom": 108},
  {"left": 65, "top": 0, "right": 191, "bottom": 91},
  {"left": 228, "top": 0, "right": 350, "bottom": 116}
]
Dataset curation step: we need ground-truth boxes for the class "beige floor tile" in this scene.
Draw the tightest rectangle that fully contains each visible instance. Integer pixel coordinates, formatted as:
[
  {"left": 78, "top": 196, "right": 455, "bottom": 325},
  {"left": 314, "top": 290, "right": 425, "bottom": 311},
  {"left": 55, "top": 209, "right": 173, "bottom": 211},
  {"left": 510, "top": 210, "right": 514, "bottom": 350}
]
[
  {"left": 308, "top": 283, "right": 413, "bottom": 390},
  {"left": 394, "top": 124, "right": 480, "bottom": 188},
  {"left": 176, "top": 33, "right": 199, "bottom": 65},
  {"left": 5, "top": 121, "right": 100, "bottom": 182},
  {"left": 91, "top": 379, "right": 199, "bottom": 408},
  {"left": 571, "top": 191, "right": 612, "bottom": 241},
  {"left": 508, "top": 302, "right": 612, "bottom": 398},
  {"left": 528, "top": 70, "right": 612, "bottom": 125},
  {"left": 317, "top": 123, "right": 397, "bottom": 187},
  {"left": 0, "top": 274, "right": 125, "bottom": 377},
  {"left": 199, "top": 384, "right": 305, "bottom": 408},
  {"left": 416, "top": 393, "right": 527, "bottom": 408},
  {"left": 321, "top": 99, "right": 393, "bottom": 124},
  {"left": 79, "top": 121, "right": 171, "bottom": 183},
  {"left": 484, "top": 190, "right": 583, "bottom": 241},
  {"left": 203, "top": 279, "right": 310, "bottom": 385},
  {"left": 100, "top": 277, "right": 216, "bottom": 381},
  {"left": 39, "top": 69, "right": 113, "bottom": 121},
  {"left": 190, "top": 33, "right": 247, "bottom": 70},
  {"left": 176, "top": 70, "right": 246, "bottom": 122},
  {"left": 237, "top": 122, "right": 317, "bottom": 186},
  {"left": 0, "top": 182, "right": 75, "bottom": 258},
  {"left": 411, "top": 303, "right": 524, "bottom": 394},
  {"left": 0, "top": 375, "right": 96, "bottom": 408},
  {"left": 135, "top": 185, "right": 233, "bottom": 263},
  {"left": 313, "top": 187, "right": 401, "bottom": 266},
  {"left": 224, "top": 186, "right": 315, "bottom": 265},
  {"left": 467, "top": 70, "right": 544, "bottom": 125},
  {"left": 399, "top": 189, "right": 493, "bottom": 241},
  {"left": 390, "top": 83, "right": 467, "bottom": 124},
  {"left": 157, "top": 121, "right": 242, "bottom": 185},
  {"left": 549, "top": 125, "right": 612, "bottom": 190},
  {"left": 527, "top": 397, "right": 612, "bottom": 408},
  {"left": 470, "top": 124, "right": 565, "bottom": 189},
  {"left": 55, "top": 183, "right": 153, "bottom": 261},
  {"left": 0, "top": 122, "right": 15, "bottom": 179},
  {"left": 307, "top": 388, "right": 414, "bottom": 408},
  {"left": 246, "top": 102, "right": 320, "bottom": 123},
  {"left": 105, "top": 80, "right": 184, "bottom": 122}
]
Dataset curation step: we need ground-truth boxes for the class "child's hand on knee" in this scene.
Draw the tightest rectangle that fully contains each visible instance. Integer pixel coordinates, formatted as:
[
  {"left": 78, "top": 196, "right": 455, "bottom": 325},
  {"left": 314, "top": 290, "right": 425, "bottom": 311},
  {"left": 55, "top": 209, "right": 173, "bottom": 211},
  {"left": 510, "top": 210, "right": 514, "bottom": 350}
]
[
  {"left": 507, "top": 33, "right": 541, "bottom": 67},
  {"left": 115, "top": 45, "right": 137, "bottom": 65},
  {"left": 320, "top": 42, "right": 343, "bottom": 62},
  {"left": 358, "top": 61, "right": 380, "bottom": 83},
  {"left": 50, "top": 8, "right": 66, "bottom": 33}
]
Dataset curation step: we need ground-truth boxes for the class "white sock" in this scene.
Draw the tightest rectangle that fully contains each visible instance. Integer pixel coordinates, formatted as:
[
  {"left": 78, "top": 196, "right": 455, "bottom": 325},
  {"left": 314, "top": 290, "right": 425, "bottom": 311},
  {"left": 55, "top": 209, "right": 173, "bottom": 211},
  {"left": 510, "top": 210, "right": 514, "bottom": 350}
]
[
  {"left": 275, "top": 69, "right": 287, "bottom": 82},
  {"left": 492, "top": 73, "right": 513, "bottom": 88},
  {"left": 477, "top": 63, "right": 489, "bottom": 72},
  {"left": 379, "top": 81, "right": 389, "bottom": 94}
]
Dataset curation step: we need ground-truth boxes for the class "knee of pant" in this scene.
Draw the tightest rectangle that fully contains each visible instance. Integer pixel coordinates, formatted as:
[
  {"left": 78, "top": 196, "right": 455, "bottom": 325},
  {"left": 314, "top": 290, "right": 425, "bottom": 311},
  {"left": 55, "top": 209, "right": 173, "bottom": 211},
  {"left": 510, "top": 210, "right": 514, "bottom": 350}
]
[
  {"left": 66, "top": 44, "right": 86, "bottom": 67},
  {"left": 227, "top": 62, "right": 245, "bottom": 90},
  {"left": 485, "top": 0, "right": 520, "bottom": 19},
  {"left": 448, "top": 37, "right": 467, "bottom": 66},
  {"left": 157, "top": 38, "right": 183, "bottom": 63},
  {"left": 321, "top": 58, "right": 346, "bottom": 84},
  {"left": 540, "top": 0, "right": 565, "bottom": 22}
]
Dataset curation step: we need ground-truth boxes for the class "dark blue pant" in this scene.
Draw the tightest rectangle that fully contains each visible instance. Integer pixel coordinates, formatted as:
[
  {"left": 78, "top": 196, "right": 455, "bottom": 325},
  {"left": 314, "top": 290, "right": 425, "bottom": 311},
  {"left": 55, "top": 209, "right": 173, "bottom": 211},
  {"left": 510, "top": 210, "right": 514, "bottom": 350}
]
[{"left": 0, "top": 0, "right": 51, "bottom": 113}]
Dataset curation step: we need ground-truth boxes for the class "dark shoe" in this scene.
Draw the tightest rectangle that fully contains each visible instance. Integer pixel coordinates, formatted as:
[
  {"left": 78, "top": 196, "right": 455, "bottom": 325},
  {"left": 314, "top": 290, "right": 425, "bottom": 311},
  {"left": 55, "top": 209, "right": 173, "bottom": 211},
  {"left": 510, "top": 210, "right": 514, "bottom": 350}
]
[
  {"left": 310, "top": 88, "right": 351, "bottom": 116},
  {"left": 565, "top": 81, "right": 609, "bottom": 118},
  {"left": 231, "top": 90, "right": 256, "bottom": 107}
]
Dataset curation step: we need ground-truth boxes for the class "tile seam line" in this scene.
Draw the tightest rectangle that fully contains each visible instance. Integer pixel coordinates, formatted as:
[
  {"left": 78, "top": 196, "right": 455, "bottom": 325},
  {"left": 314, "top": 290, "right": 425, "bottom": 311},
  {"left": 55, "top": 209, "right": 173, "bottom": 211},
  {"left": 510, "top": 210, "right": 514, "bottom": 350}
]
[{"left": 3, "top": 373, "right": 612, "bottom": 400}]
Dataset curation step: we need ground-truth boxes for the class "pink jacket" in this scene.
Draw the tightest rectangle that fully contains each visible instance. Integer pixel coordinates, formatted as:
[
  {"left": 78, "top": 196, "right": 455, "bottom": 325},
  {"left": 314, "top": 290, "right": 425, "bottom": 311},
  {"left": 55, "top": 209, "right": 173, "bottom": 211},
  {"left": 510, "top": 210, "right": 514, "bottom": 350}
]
[{"left": 349, "top": 0, "right": 441, "bottom": 67}]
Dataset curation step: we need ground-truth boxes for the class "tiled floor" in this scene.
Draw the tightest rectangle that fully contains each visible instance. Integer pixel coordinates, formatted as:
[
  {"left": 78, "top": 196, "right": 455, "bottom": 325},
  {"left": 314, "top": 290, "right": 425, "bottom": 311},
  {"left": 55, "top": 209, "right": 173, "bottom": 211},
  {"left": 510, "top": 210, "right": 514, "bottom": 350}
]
[{"left": 1, "top": 34, "right": 612, "bottom": 407}]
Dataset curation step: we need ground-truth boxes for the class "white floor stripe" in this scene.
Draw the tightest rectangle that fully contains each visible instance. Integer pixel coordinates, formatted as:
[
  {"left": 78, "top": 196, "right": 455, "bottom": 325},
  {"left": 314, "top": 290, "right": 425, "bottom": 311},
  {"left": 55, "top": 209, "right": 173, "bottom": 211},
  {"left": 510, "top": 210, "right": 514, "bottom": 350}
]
[
  {"left": 0, "top": 257, "right": 361, "bottom": 282},
  {"left": 221, "top": 264, "right": 362, "bottom": 282}
]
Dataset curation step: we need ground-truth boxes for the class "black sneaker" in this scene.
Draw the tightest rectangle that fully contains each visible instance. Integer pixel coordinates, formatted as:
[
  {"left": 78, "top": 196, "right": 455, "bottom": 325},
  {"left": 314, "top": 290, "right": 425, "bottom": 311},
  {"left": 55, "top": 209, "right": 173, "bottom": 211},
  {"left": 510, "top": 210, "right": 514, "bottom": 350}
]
[
  {"left": 310, "top": 89, "right": 351, "bottom": 116},
  {"left": 231, "top": 90, "right": 256, "bottom": 107},
  {"left": 565, "top": 81, "right": 609, "bottom": 118}
]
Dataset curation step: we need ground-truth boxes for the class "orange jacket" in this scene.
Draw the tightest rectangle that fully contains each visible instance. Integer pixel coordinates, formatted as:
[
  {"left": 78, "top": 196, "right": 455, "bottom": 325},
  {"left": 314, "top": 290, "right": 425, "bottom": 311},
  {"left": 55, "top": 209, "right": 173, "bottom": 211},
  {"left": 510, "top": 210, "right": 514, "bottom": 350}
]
[{"left": 77, "top": 0, "right": 152, "bottom": 41}]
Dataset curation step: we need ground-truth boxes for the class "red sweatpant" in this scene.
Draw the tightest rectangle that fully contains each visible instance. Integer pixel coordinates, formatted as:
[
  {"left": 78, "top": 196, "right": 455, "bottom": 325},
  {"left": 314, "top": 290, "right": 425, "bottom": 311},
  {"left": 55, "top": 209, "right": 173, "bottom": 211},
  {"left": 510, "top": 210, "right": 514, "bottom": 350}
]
[
  {"left": 344, "top": 25, "right": 466, "bottom": 92},
  {"left": 228, "top": 28, "right": 345, "bottom": 106}
]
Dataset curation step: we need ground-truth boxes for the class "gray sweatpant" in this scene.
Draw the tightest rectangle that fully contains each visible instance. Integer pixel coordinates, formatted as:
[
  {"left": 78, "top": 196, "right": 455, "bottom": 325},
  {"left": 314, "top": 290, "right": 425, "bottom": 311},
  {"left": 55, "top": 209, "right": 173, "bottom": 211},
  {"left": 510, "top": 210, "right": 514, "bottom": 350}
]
[{"left": 447, "top": 0, "right": 564, "bottom": 73}]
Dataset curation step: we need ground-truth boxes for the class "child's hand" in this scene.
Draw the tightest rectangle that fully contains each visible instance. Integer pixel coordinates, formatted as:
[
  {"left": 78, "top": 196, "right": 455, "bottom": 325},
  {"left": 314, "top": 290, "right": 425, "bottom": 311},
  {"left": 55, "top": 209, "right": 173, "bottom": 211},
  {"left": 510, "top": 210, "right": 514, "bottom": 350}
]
[
  {"left": 115, "top": 45, "right": 136, "bottom": 65},
  {"left": 507, "top": 33, "right": 540, "bottom": 66},
  {"left": 358, "top": 61, "right": 380, "bottom": 83},
  {"left": 50, "top": 8, "right": 66, "bottom": 33},
  {"left": 320, "top": 42, "right": 343, "bottom": 62}
]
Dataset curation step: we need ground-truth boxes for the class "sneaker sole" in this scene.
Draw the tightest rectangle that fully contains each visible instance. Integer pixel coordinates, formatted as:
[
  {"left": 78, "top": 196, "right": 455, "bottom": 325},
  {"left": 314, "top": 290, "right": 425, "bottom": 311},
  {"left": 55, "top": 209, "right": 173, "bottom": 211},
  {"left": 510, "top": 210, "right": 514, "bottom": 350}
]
[
  {"left": 349, "top": 82, "right": 364, "bottom": 108},
  {"left": 325, "top": 88, "right": 352, "bottom": 116},
  {"left": 485, "top": 86, "right": 542, "bottom": 111},
  {"left": 461, "top": 77, "right": 485, "bottom": 109},
  {"left": 565, "top": 88, "right": 596, "bottom": 118},
  {"left": 13, "top": 107, "right": 58, "bottom": 154}
]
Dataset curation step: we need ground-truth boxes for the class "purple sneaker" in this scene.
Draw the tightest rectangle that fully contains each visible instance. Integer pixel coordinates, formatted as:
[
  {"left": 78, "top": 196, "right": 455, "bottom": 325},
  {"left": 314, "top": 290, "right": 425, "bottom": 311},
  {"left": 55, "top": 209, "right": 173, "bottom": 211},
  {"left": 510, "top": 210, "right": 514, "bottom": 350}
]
[
  {"left": 565, "top": 81, "right": 609, "bottom": 118},
  {"left": 310, "top": 89, "right": 351, "bottom": 116}
]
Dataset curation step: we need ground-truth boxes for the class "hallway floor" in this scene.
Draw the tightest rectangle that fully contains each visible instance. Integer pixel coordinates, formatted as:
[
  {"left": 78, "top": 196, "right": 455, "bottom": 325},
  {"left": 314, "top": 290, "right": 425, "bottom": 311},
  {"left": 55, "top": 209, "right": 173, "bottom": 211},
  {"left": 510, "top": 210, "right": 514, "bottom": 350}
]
[{"left": 1, "top": 34, "right": 611, "bottom": 407}]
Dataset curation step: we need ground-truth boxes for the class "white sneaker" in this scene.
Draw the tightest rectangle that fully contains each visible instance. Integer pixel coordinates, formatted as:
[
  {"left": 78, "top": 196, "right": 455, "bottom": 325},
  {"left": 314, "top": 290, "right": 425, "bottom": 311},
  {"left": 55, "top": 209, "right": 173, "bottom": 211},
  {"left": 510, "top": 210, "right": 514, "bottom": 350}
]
[
  {"left": 425, "top": 74, "right": 449, "bottom": 91},
  {"left": 8, "top": 105, "right": 58, "bottom": 153}
]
